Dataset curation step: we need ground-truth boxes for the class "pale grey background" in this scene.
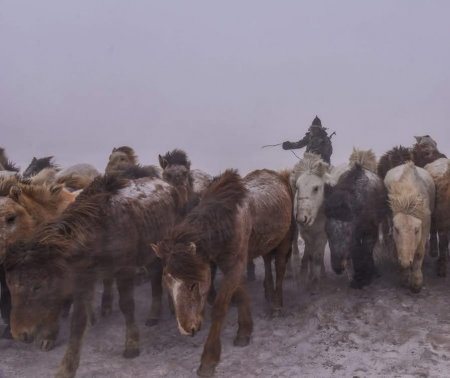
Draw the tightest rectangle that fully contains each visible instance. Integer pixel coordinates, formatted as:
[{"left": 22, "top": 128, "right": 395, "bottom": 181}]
[{"left": 1, "top": 1, "right": 449, "bottom": 175}]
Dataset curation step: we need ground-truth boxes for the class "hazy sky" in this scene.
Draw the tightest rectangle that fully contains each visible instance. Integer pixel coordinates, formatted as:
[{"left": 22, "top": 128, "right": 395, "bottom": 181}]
[{"left": 1, "top": 1, "right": 449, "bottom": 175}]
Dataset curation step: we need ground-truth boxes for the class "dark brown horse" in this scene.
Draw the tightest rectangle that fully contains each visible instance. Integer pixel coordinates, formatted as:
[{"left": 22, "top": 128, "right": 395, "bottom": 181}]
[
  {"left": 152, "top": 169, "right": 293, "bottom": 377},
  {"left": 4, "top": 175, "right": 180, "bottom": 378}
]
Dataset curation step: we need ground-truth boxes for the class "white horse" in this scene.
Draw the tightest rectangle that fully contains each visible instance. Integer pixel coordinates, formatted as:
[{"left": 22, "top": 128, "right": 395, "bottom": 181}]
[{"left": 384, "top": 162, "right": 435, "bottom": 292}]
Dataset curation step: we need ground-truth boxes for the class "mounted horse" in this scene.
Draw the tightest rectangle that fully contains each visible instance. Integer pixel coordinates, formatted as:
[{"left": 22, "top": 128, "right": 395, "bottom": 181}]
[
  {"left": 325, "top": 155, "right": 387, "bottom": 288},
  {"left": 4, "top": 174, "right": 181, "bottom": 378},
  {"left": 0, "top": 177, "right": 78, "bottom": 342},
  {"left": 152, "top": 168, "right": 293, "bottom": 377},
  {"left": 384, "top": 162, "right": 435, "bottom": 292}
]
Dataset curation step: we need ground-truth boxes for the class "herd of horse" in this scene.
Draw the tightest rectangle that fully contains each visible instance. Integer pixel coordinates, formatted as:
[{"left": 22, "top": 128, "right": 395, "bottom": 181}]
[{"left": 0, "top": 135, "right": 449, "bottom": 378}]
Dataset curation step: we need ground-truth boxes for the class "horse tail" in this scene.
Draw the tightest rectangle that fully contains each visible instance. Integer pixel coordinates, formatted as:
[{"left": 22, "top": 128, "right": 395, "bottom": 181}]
[{"left": 350, "top": 148, "right": 377, "bottom": 173}]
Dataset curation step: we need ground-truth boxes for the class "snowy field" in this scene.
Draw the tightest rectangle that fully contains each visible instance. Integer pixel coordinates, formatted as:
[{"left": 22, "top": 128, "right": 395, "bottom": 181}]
[{"left": 2, "top": 247, "right": 450, "bottom": 378}]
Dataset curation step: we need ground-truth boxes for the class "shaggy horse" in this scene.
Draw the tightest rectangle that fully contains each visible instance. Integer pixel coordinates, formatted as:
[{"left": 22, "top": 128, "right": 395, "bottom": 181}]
[
  {"left": 424, "top": 158, "right": 450, "bottom": 276},
  {"left": 325, "top": 164, "right": 387, "bottom": 288},
  {"left": 152, "top": 169, "right": 293, "bottom": 377},
  {"left": 4, "top": 175, "right": 180, "bottom": 378},
  {"left": 105, "top": 146, "right": 162, "bottom": 178},
  {"left": 55, "top": 163, "right": 100, "bottom": 191},
  {"left": 290, "top": 149, "right": 377, "bottom": 285},
  {"left": 0, "top": 177, "right": 78, "bottom": 342},
  {"left": 384, "top": 162, "right": 435, "bottom": 292}
]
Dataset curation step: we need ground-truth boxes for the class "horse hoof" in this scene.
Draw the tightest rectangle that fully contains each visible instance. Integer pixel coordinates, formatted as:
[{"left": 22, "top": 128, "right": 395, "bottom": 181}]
[
  {"left": 270, "top": 308, "right": 283, "bottom": 318},
  {"left": 145, "top": 318, "right": 158, "bottom": 327},
  {"left": 410, "top": 285, "right": 422, "bottom": 294},
  {"left": 123, "top": 348, "right": 140, "bottom": 359},
  {"left": 39, "top": 339, "right": 55, "bottom": 351},
  {"left": 197, "top": 364, "right": 216, "bottom": 377},
  {"left": 233, "top": 335, "right": 250, "bottom": 347},
  {"left": 101, "top": 306, "right": 112, "bottom": 317}
]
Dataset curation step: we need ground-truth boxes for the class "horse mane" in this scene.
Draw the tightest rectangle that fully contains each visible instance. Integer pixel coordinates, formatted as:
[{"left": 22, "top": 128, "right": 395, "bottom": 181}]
[
  {"left": 377, "top": 146, "right": 412, "bottom": 179},
  {"left": 349, "top": 148, "right": 377, "bottom": 173},
  {"left": 290, "top": 153, "right": 329, "bottom": 189},
  {"left": 56, "top": 174, "right": 95, "bottom": 191},
  {"left": 118, "top": 165, "right": 161, "bottom": 180},
  {"left": 160, "top": 149, "right": 191, "bottom": 168},
  {"left": 0, "top": 176, "right": 28, "bottom": 196},
  {"left": 0, "top": 148, "right": 19, "bottom": 172},
  {"left": 388, "top": 162, "right": 430, "bottom": 220},
  {"left": 23, "top": 176, "right": 127, "bottom": 253},
  {"left": 23, "top": 156, "right": 59, "bottom": 178},
  {"left": 170, "top": 169, "right": 247, "bottom": 277}
]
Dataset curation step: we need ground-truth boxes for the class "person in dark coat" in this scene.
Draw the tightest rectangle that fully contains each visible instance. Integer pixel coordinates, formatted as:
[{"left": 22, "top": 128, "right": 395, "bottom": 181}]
[{"left": 282, "top": 116, "right": 333, "bottom": 163}]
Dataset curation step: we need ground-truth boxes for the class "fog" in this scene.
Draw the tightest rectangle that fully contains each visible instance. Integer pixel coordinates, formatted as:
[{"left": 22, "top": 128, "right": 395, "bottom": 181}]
[{"left": 1, "top": 1, "right": 449, "bottom": 174}]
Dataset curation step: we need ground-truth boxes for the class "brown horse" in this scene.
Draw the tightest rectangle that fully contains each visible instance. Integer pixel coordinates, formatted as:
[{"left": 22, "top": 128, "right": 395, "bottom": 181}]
[
  {"left": 5, "top": 175, "right": 180, "bottom": 378},
  {"left": 152, "top": 169, "right": 293, "bottom": 377},
  {"left": 0, "top": 177, "right": 78, "bottom": 342}
]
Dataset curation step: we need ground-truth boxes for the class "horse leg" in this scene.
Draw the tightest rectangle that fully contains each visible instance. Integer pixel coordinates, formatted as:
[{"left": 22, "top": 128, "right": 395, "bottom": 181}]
[
  {"left": 116, "top": 275, "right": 140, "bottom": 358},
  {"left": 55, "top": 291, "right": 92, "bottom": 378},
  {"left": 410, "top": 245, "right": 425, "bottom": 293},
  {"left": 0, "top": 267, "right": 12, "bottom": 339},
  {"left": 198, "top": 269, "right": 242, "bottom": 377},
  {"left": 311, "top": 234, "right": 327, "bottom": 285},
  {"left": 289, "top": 224, "right": 303, "bottom": 285},
  {"left": 145, "top": 263, "right": 162, "bottom": 327},
  {"left": 208, "top": 262, "right": 217, "bottom": 305},
  {"left": 101, "top": 275, "right": 114, "bottom": 317},
  {"left": 437, "top": 231, "right": 449, "bottom": 277},
  {"left": 273, "top": 234, "right": 292, "bottom": 312},
  {"left": 232, "top": 284, "right": 253, "bottom": 347},
  {"left": 262, "top": 254, "right": 274, "bottom": 303},
  {"left": 246, "top": 260, "right": 256, "bottom": 282},
  {"left": 430, "top": 218, "right": 439, "bottom": 258}
]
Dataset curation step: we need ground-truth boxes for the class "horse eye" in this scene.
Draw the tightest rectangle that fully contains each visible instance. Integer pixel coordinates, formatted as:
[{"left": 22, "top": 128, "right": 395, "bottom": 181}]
[
  {"left": 312, "top": 186, "right": 319, "bottom": 193},
  {"left": 32, "top": 284, "right": 42, "bottom": 293},
  {"left": 189, "top": 283, "right": 197, "bottom": 292},
  {"left": 415, "top": 228, "right": 419, "bottom": 234},
  {"left": 6, "top": 215, "right": 16, "bottom": 225}
]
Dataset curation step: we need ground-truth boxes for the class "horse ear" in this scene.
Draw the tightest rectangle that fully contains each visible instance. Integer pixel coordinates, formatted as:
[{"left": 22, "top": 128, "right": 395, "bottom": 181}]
[
  {"left": 151, "top": 243, "right": 164, "bottom": 259},
  {"left": 112, "top": 147, "right": 117, "bottom": 152},
  {"left": 414, "top": 136, "right": 421, "bottom": 144},
  {"left": 50, "top": 184, "right": 64, "bottom": 195},
  {"left": 187, "top": 242, "right": 196, "bottom": 255},
  {"left": 158, "top": 155, "right": 168, "bottom": 169},
  {"left": 32, "top": 157, "right": 37, "bottom": 162},
  {"left": 9, "top": 186, "right": 22, "bottom": 202}
]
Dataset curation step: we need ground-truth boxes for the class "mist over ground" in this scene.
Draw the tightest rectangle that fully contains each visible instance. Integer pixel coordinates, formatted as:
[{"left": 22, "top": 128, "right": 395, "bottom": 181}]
[{"left": 1, "top": 1, "right": 449, "bottom": 175}]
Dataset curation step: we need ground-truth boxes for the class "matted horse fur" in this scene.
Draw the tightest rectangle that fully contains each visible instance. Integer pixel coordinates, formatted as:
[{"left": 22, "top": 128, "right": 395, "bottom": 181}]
[
  {"left": 4, "top": 174, "right": 181, "bottom": 378},
  {"left": 384, "top": 162, "right": 434, "bottom": 292},
  {"left": 377, "top": 146, "right": 413, "bottom": 179},
  {"left": 0, "top": 148, "right": 19, "bottom": 173},
  {"left": 153, "top": 168, "right": 293, "bottom": 377},
  {"left": 23, "top": 156, "right": 59, "bottom": 178}
]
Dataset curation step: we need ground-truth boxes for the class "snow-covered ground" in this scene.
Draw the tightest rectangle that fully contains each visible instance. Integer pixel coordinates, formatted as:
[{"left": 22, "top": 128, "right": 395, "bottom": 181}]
[{"left": 2, "top": 248, "right": 450, "bottom": 378}]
